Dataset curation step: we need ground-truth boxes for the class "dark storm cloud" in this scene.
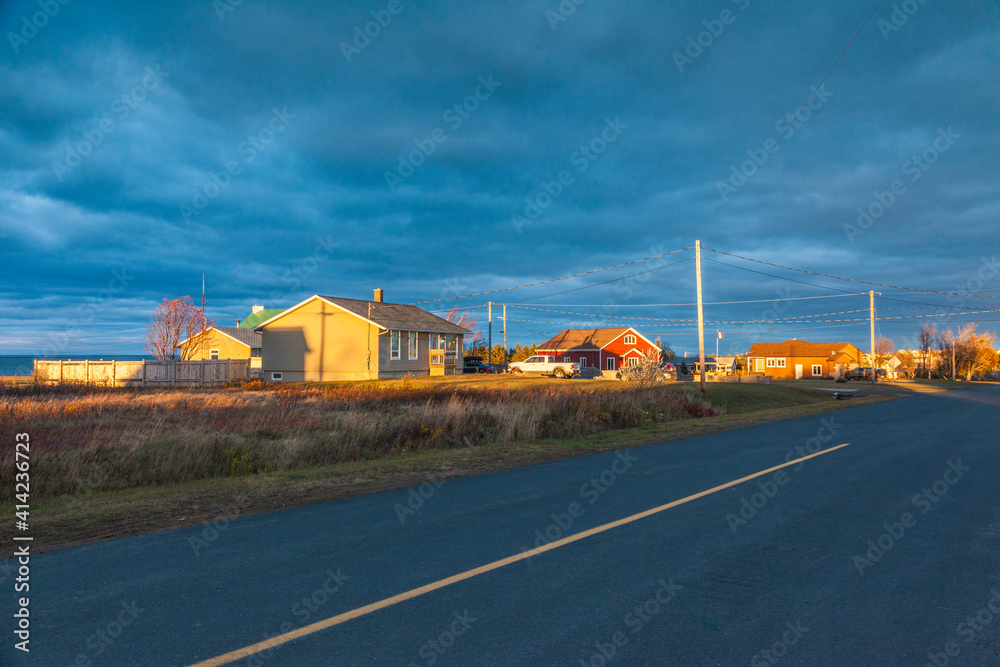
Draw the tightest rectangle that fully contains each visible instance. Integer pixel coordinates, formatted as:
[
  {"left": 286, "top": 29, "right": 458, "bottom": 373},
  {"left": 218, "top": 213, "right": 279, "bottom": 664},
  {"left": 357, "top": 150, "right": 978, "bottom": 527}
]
[{"left": 1, "top": 0, "right": 998, "bottom": 354}]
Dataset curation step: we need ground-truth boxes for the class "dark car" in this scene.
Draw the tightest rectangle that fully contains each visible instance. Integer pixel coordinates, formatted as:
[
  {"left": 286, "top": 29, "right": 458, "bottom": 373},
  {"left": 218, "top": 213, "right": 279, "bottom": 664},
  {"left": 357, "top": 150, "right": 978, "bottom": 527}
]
[
  {"left": 845, "top": 367, "right": 885, "bottom": 381},
  {"left": 462, "top": 356, "right": 493, "bottom": 374}
]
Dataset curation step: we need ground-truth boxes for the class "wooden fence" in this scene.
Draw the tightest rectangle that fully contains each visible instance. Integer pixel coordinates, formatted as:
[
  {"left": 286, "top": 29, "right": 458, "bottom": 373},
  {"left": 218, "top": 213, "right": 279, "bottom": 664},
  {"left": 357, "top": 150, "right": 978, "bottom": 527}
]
[{"left": 33, "top": 359, "right": 254, "bottom": 387}]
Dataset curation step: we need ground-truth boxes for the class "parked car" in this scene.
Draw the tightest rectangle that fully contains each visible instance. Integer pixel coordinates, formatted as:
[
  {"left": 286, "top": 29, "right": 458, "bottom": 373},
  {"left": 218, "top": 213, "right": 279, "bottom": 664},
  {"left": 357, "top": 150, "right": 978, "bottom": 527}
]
[
  {"left": 462, "top": 356, "right": 493, "bottom": 374},
  {"left": 508, "top": 355, "right": 579, "bottom": 378},
  {"left": 845, "top": 367, "right": 886, "bottom": 381}
]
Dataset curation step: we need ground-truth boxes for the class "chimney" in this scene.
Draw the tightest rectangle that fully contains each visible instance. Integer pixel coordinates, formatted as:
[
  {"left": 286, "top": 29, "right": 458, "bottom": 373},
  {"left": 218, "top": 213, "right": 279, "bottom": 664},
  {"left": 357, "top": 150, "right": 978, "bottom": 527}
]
[
  {"left": 252, "top": 305, "right": 264, "bottom": 314},
  {"left": 373, "top": 288, "right": 383, "bottom": 303}
]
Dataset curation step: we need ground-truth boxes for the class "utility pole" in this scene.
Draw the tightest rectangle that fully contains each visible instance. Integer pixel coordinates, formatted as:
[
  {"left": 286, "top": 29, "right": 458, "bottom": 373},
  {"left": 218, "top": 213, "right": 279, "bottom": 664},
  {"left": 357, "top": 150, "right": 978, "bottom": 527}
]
[
  {"left": 869, "top": 290, "right": 876, "bottom": 382},
  {"left": 502, "top": 304, "right": 507, "bottom": 370},
  {"left": 488, "top": 301, "right": 493, "bottom": 365},
  {"left": 695, "top": 240, "right": 706, "bottom": 393},
  {"left": 952, "top": 337, "right": 956, "bottom": 381}
]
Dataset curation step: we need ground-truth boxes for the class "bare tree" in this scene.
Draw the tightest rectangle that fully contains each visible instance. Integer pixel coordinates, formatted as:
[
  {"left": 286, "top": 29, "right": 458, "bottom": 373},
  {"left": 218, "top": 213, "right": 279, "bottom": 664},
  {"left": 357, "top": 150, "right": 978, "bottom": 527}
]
[
  {"left": 870, "top": 336, "right": 894, "bottom": 376},
  {"left": 917, "top": 324, "right": 936, "bottom": 377},
  {"left": 145, "top": 296, "right": 213, "bottom": 360},
  {"left": 653, "top": 337, "right": 675, "bottom": 362},
  {"left": 446, "top": 307, "right": 483, "bottom": 347}
]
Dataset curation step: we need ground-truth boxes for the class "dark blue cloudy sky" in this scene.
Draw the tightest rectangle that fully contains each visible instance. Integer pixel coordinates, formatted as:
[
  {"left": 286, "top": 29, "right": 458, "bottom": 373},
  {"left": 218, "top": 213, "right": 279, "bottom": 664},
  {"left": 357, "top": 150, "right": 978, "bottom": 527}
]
[{"left": 1, "top": 0, "right": 998, "bottom": 356}]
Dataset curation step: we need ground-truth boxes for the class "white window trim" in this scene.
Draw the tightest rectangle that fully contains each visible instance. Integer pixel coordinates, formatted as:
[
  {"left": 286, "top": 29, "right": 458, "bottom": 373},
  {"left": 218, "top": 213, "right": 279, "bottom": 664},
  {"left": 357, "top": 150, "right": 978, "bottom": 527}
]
[
  {"left": 271, "top": 372, "right": 283, "bottom": 382},
  {"left": 766, "top": 358, "right": 776, "bottom": 368},
  {"left": 812, "top": 365, "right": 822, "bottom": 376},
  {"left": 408, "top": 332, "right": 418, "bottom": 360},
  {"left": 607, "top": 357, "right": 616, "bottom": 371},
  {"left": 776, "top": 358, "right": 786, "bottom": 368},
  {"left": 209, "top": 348, "right": 220, "bottom": 360},
  {"left": 390, "top": 331, "right": 400, "bottom": 360},
  {"left": 564, "top": 356, "right": 571, "bottom": 362},
  {"left": 624, "top": 334, "right": 636, "bottom": 345}
]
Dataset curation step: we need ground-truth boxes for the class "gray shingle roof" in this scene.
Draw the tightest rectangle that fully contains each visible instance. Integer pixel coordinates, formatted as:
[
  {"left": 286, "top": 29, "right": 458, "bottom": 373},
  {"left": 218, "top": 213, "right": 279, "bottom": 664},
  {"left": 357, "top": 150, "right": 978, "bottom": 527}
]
[
  {"left": 319, "top": 296, "right": 470, "bottom": 334},
  {"left": 214, "top": 326, "right": 261, "bottom": 348}
]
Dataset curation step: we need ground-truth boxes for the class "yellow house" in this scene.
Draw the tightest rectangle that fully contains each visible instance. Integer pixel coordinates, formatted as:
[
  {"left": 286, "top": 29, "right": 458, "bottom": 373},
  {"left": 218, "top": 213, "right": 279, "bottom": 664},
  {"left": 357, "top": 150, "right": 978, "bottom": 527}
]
[
  {"left": 178, "top": 327, "right": 262, "bottom": 366},
  {"left": 254, "top": 289, "right": 469, "bottom": 382}
]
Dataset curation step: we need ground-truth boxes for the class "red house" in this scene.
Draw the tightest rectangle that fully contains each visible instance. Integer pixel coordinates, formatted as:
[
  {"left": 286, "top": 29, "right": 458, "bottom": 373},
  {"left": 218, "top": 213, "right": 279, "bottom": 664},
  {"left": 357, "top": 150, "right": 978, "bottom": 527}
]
[{"left": 537, "top": 327, "right": 660, "bottom": 372}]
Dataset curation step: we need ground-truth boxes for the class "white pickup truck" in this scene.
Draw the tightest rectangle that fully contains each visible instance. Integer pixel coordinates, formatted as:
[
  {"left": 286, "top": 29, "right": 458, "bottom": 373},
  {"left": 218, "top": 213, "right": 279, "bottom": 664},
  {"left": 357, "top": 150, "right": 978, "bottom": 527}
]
[{"left": 508, "top": 355, "right": 579, "bottom": 378}]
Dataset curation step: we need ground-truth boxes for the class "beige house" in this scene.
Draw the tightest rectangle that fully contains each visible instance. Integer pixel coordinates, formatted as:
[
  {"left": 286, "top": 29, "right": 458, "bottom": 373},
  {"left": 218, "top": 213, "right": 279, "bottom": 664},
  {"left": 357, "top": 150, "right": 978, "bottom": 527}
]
[
  {"left": 254, "top": 289, "right": 469, "bottom": 382},
  {"left": 178, "top": 327, "right": 262, "bottom": 368}
]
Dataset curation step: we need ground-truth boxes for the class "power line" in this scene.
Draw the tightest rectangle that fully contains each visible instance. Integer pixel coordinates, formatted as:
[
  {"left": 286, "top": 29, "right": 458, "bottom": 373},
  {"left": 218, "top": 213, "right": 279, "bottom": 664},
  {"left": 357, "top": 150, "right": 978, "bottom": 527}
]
[
  {"left": 701, "top": 257, "right": 864, "bottom": 294},
  {"left": 509, "top": 304, "right": 869, "bottom": 323},
  {"left": 510, "top": 292, "right": 867, "bottom": 307},
  {"left": 506, "top": 258, "right": 694, "bottom": 304},
  {"left": 703, "top": 247, "right": 1000, "bottom": 299},
  {"left": 408, "top": 246, "right": 693, "bottom": 305},
  {"left": 703, "top": 0, "right": 886, "bottom": 237}
]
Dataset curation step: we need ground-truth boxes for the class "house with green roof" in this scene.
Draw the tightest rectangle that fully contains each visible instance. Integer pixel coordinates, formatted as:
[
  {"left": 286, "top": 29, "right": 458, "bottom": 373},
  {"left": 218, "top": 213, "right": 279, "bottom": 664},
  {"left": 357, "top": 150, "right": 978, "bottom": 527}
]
[{"left": 237, "top": 305, "right": 285, "bottom": 329}]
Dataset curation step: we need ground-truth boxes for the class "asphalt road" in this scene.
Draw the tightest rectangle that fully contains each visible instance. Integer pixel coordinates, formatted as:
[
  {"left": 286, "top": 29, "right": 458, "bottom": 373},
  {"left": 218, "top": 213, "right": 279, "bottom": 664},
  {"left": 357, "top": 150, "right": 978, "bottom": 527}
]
[{"left": 4, "top": 385, "right": 999, "bottom": 666}]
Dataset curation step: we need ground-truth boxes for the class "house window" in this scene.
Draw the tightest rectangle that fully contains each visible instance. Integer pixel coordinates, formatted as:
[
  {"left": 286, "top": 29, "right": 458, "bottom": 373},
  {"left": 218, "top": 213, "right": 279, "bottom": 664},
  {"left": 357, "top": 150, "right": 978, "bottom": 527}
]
[
  {"left": 409, "top": 332, "right": 418, "bottom": 360},
  {"left": 776, "top": 358, "right": 786, "bottom": 368},
  {"left": 624, "top": 334, "right": 636, "bottom": 345},
  {"left": 812, "top": 364, "right": 823, "bottom": 376},
  {"left": 209, "top": 349, "right": 220, "bottom": 360},
  {"left": 607, "top": 357, "right": 616, "bottom": 371},
  {"left": 766, "top": 358, "right": 776, "bottom": 367},
  {"left": 580, "top": 357, "right": 587, "bottom": 368},
  {"left": 391, "top": 331, "right": 400, "bottom": 360},
  {"left": 432, "top": 333, "right": 445, "bottom": 350},
  {"left": 251, "top": 348, "right": 261, "bottom": 358},
  {"left": 564, "top": 356, "right": 571, "bottom": 362},
  {"left": 271, "top": 372, "right": 283, "bottom": 382},
  {"left": 627, "top": 357, "right": 640, "bottom": 367}
]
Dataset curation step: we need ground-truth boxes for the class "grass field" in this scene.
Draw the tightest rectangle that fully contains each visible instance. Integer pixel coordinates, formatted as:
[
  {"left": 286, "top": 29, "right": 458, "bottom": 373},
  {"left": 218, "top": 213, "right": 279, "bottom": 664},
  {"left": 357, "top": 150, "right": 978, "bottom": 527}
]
[{"left": 1, "top": 376, "right": 908, "bottom": 551}]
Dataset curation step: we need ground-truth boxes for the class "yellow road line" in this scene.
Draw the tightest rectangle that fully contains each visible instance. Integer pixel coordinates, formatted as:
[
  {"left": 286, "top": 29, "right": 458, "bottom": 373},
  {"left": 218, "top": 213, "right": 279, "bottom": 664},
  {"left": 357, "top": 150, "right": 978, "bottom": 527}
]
[{"left": 190, "top": 443, "right": 851, "bottom": 666}]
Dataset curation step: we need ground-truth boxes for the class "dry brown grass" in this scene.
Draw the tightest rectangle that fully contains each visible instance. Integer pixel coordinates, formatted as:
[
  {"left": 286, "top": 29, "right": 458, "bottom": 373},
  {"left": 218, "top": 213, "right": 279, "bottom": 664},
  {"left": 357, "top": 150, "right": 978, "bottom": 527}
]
[{"left": 0, "top": 382, "right": 719, "bottom": 500}]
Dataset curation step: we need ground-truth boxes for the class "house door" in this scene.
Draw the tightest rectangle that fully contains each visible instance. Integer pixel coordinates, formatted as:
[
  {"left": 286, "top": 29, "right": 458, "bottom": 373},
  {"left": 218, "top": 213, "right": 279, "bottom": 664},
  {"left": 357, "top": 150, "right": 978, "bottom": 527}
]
[{"left": 795, "top": 364, "right": 803, "bottom": 379}]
